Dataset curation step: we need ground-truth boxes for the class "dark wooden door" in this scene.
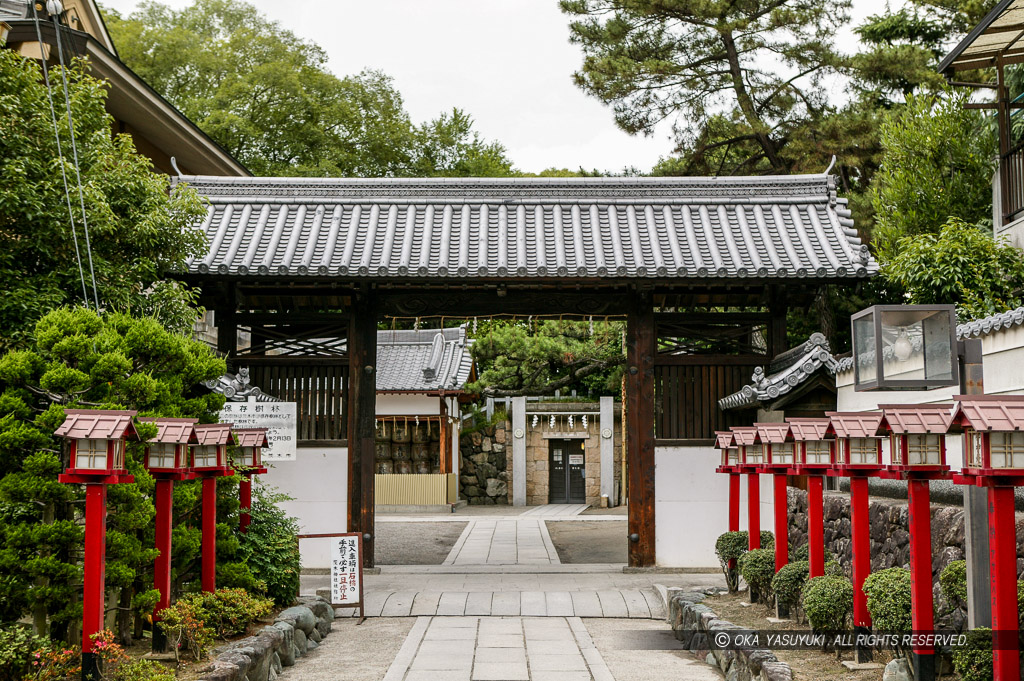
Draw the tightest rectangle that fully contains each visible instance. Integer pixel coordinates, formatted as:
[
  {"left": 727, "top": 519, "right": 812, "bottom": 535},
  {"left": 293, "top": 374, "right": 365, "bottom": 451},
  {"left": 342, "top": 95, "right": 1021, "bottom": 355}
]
[{"left": 548, "top": 439, "right": 586, "bottom": 504}]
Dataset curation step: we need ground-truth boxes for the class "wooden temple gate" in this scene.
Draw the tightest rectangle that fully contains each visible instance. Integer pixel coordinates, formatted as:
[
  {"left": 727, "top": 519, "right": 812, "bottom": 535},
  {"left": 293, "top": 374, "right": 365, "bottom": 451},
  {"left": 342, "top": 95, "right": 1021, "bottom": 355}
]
[{"left": 181, "top": 174, "right": 874, "bottom": 568}]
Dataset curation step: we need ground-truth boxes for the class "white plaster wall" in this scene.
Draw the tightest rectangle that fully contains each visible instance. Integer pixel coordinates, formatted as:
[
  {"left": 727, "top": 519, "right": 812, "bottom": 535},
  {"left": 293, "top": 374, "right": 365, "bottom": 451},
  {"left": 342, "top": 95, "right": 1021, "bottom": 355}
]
[
  {"left": 262, "top": 445, "right": 348, "bottom": 568},
  {"left": 655, "top": 446, "right": 777, "bottom": 568}
]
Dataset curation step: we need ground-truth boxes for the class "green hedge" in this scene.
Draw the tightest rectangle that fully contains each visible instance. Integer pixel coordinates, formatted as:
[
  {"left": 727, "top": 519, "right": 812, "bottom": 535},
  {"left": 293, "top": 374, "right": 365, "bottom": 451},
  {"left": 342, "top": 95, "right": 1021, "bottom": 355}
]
[
  {"left": 863, "top": 567, "right": 912, "bottom": 633},
  {"left": 802, "top": 575, "right": 853, "bottom": 632},
  {"left": 771, "top": 560, "right": 809, "bottom": 609},
  {"left": 738, "top": 548, "right": 776, "bottom": 600}
]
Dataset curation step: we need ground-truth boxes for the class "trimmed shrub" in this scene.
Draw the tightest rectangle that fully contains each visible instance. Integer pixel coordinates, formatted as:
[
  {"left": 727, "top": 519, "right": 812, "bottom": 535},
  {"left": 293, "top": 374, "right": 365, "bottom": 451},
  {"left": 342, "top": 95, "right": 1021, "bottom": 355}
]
[
  {"left": 862, "top": 567, "right": 912, "bottom": 633},
  {"left": 940, "top": 560, "right": 967, "bottom": 611},
  {"left": 715, "top": 531, "right": 774, "bottom": 592},
  {"left": 178, "top": 588, "right": 273, "bottom": 638},
  {"left": 951, "top": 628, "right": 992, "bottom": 681},
  {"left": 738, "top": 548, "right": 776, "bottom": 602},
  {"left": 803, "top": 575, "right": 854, "bottom": 632},
  {"left": 236, "top": 483, "right": 301, "bottom": 606},
  {"left": 771, "top": 560, "right": 809, "bottom": 610}
]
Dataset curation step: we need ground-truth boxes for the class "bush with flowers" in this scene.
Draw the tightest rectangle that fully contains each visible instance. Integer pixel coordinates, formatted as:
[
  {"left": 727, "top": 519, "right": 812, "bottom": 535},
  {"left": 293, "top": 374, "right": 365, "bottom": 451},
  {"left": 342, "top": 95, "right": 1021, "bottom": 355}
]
[{"left": 21, "top": 630, "right": 170, "bottom": 681}]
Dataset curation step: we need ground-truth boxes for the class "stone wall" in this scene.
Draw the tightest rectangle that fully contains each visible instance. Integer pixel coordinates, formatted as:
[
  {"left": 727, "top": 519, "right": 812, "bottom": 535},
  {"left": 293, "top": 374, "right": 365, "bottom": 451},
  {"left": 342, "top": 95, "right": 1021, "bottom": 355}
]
[
  {"left": 668, "top": 590, "right": 792, "bottom": 681},
  {"left": 459, "top": 421, "right": 510, "bottom": 505},
  {"left": 199, "top": 596, "right": 334, "bottom": 681}
]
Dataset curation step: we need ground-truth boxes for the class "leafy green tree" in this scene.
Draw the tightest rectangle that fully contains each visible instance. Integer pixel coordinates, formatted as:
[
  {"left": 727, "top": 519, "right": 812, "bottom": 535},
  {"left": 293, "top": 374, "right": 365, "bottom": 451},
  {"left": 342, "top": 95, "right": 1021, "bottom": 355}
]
[
  {"left": 884, "top": 219, "right": 1024, "bottom": 319},
  {"left": 851, "top": 9, "right": 947, "bottom": 102},
  {"left": 410, "top": 109, "right": 517, "bottom": 177},
  {"left": 0, "top": 47, "right": 206, "bottom": 349},
  {"left": 870, "top": 89, "right": 995, "bottom": 259},
  {"left": 0, "top": 308, "right": 235, "bottom": 644},
  {"left": 467, "top": 320, "right": 624, "bottom": 397},
  {"left": 560, "top": 0, "right": 850, "bottom": 173}
]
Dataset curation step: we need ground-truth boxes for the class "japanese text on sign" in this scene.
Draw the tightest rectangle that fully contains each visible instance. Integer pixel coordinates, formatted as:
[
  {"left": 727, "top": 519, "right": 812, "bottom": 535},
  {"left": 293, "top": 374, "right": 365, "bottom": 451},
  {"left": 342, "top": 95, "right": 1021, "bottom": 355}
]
[
  {"left": 220, "top": 399, "right": 297, "bottom": 461},
  {"left": 330, "top": 535, "right": 361, "bottom": 605}
]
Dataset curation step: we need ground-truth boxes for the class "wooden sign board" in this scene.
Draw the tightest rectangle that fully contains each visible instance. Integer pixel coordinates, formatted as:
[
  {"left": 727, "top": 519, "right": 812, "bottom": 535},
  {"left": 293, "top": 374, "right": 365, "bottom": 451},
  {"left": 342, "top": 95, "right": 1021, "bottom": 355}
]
[{"left": 330, "top": 533, "right": 365, "bottom": 623}]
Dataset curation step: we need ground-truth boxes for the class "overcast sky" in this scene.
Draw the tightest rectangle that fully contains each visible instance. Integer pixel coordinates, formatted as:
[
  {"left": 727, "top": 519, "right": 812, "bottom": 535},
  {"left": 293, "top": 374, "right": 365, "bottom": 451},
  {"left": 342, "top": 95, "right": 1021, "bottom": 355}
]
[{"left": 102, "top": 0, "right": 897, "bottom": 174}]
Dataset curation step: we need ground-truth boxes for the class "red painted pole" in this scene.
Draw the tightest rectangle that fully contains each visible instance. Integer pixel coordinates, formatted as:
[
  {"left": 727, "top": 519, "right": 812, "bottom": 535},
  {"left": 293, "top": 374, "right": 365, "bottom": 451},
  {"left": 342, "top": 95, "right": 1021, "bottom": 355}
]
[
  {"left": 239, "top": 475, "right": 252, "bottom": 534},
  {"left": 990, "top": 485, "right": 1019, "bottom": 681},
  {"left": 773, "top": 473, "right": 788, "bottom": 572},
  {"left": 747, "top": 473, "right": 760, "bottom": 550},
  {"left": 849, "top": 477, "right": 872, "bottom": 629},
  {"left": 728, "top": 473, "right": 740, "bottom": 572},
  {"left": 201, "top": 477, "right": 217, "bottom": 593},
  {"left": 807, "top": 474, "right": 825, "bottom": 578},
  {"left": 908, "top": 479, "right": 935, "bottom": 677},
  {"left": 81, "top": 484, "right": 107, "bottom": 680},
  {"left": 152, "top": 479, "right": 173, "bottom": 651}
]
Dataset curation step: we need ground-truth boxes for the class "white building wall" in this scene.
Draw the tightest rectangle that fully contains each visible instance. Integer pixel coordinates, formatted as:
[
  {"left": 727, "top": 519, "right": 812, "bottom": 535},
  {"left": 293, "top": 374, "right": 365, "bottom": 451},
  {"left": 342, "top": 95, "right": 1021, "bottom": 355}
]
[
  {"left": 262, "top": 445, "right": 348, "bottom": 569},
  {"left": 655, "top": 445, "right": 775, "bottom": 568}
]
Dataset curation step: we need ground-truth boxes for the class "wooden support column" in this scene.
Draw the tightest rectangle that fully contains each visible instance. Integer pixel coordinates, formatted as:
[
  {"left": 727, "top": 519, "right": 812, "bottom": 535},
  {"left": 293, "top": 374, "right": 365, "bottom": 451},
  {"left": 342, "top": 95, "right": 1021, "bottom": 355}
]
[
  {"left": 347, "top": 292, "right": 377, "bottom": 568},
  {"left": 626, "top": 289, "right": 656, "bottom": 567},
  {"left": 767, "top": 286, "right": 788, "bottom": 358},
  {"left": 439, "top": 397, "right": 451, "bottom": 475},
  {"left": 215, "top": 285, "right": 237, "bottom": 358}
]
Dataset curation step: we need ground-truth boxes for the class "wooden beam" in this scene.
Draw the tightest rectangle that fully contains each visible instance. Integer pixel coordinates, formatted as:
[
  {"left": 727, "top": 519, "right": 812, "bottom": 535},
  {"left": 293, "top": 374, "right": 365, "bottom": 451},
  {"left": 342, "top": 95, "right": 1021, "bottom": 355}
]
[
  {"left": 768, "top": 287, "right": 788, "bottom": 358},
  {"left": 215, "top": 285, "right": 238, "bottom": 358},
  {"left": 654, "top": 312, "right": 771, "bottom": 326},
  {"left": 347, "top": 291, "right": 378, "bottom": 569},
  {"left": 626, "top": 289, "right": 657, "bottom": 567},
  {"left": 654, "top": 354, "right": 766, "bottom": 366},
  {"left": 378, "top": 291, "right": 632, "bottom": 317}
]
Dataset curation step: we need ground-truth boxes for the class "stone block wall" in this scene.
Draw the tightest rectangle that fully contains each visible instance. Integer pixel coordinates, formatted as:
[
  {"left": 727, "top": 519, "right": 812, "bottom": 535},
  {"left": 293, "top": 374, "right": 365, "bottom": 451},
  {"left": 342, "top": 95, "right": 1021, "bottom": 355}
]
[{"left": 458, "top": 421, "right": 510, "bottom": 505}]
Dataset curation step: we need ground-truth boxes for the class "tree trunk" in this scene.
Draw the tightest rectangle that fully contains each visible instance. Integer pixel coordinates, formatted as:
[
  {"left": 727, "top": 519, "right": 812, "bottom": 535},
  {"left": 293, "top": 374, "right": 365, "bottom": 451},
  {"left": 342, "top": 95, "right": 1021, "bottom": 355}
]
[
  {"left": 720, "top": 30, "right": 785, "bottom": 172},
  {"left": 116, "top": 586, "right": 133, "bottom": 646},
  {"left": 32, "top": 503, "right": 54, "bottom": 637}
]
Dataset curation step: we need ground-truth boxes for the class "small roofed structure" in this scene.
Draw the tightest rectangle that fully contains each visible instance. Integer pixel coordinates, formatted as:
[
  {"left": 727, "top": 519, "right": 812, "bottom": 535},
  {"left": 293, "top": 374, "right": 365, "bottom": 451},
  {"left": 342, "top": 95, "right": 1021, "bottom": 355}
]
[
  {"left": 730, "top": 426, "right": 764, "bottom": 469},
  {"left": 715, "top": 431, "right": 740, "bottom": 472},
  {"left": 56, "top": 409, "right": 138, "bottom": 481},
  {"left": 139, "top": 417, "right": 198, "bottom": 478},
  {"left": 950, "top": 395, "right": 1024, "bottom": 482},
  {"left": 755, "top": 422, "right": 796, "bottom": 469},
  {"left": 375, "top": 326, "right": 474, "bottom": 393},
  {"left": 233, "top": 427, "right": 269, "bottom": 472},
  {"left": 878, "top": 405, "right": 953, "bottom": 476},
  {"left": 192, "top": 423, "right": 234, "bottom": 474},
  {"left": 826, "top": 412, "right": 884, "bottom": 472},
  {"left": 787, "top": 417, "right": 833, "bottom": 470}
]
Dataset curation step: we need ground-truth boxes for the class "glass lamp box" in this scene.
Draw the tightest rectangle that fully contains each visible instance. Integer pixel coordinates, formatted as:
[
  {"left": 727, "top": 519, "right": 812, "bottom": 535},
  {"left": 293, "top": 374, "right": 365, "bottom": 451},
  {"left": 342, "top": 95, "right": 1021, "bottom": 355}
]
[{"left": 851, "top": 305, "right": 957, "bottom": 391}]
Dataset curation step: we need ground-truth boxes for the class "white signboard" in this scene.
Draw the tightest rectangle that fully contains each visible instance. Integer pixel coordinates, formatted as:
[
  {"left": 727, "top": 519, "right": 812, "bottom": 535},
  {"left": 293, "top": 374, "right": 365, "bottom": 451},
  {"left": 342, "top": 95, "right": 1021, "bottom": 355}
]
[
  {"left": 330, "top": 534, "right": 362, "bottom": 605},
  {"left": 220, "top": 399, "right": 297, "bottom": 461}
]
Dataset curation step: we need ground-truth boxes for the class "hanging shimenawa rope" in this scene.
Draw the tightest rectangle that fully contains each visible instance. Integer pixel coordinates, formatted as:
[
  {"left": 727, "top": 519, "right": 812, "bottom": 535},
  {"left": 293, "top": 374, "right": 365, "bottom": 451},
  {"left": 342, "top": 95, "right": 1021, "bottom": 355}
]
[
  {"left": 49, "top": 0, "right": 100, "bottom": 310},
  {"left": 31, "top": 1, "right": 89, "bottom": 308}
]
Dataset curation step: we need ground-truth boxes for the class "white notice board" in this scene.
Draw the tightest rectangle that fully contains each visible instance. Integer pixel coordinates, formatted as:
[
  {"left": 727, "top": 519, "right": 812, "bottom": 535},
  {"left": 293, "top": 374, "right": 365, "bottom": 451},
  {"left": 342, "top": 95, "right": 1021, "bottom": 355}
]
[
  {"left": 330, "top": 533, "right": 364, "bottom": 620},
  {"left": 220, "top": 399, "right": 297, "bottom": 461}
]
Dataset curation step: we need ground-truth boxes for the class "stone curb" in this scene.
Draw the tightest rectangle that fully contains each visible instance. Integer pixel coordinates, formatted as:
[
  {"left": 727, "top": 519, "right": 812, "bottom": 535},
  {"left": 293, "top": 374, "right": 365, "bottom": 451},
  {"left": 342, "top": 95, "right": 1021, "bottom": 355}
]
[
  {"left": 667, "top": 590, "right": 793, "bottom": 681},
  {"left": 197, "top": 595, "right": 336, "bottom": 681}
]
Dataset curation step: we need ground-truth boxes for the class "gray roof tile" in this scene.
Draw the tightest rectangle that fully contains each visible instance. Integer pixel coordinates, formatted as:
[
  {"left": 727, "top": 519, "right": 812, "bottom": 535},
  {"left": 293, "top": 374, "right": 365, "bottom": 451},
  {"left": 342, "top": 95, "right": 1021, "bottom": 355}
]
[
  {"left": 719, "top": 333, "right": 838, "bottom": 410},
  {"left": 177, "top": 174, "right": 876, "bottom": 280}
]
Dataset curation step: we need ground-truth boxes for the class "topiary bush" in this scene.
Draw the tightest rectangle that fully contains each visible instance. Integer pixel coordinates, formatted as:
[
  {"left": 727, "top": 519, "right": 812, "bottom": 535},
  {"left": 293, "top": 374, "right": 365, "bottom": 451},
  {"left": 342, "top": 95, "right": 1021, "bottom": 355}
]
[
  {"left": 862, "top": 567, "right": 912, "bottom": 633},
  {"left": 714, "top": 530, "right": 774, "bottom": 592},
  {"left": 771, "top": 560, "right": 809, "bottom": 611},
  {"left": 803, "top": 575, "right": 853, "bottom": 633},
  {"left": 940, "top": 560, "right": 968, "bottom": 611},
  {"left": 951, "top": 628, "right": 992, "bottom": 681},
  {"left": 738, "top": 548, "right": 776, "bottom": 603}
]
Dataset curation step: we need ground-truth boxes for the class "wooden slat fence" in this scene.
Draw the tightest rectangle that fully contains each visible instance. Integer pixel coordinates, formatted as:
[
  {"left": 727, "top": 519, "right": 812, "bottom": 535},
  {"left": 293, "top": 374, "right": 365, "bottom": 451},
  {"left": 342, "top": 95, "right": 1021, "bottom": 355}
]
[
  {"left": 654, "top": 360, "right": 760, "bottom": 440},
  {"left": 247, "top": 359, "right": 348, "bottom": 442}
]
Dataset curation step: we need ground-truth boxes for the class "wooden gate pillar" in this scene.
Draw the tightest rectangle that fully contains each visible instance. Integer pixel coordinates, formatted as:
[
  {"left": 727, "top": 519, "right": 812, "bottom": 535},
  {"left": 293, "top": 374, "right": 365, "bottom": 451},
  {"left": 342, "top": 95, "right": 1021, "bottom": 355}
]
[
  {"left": 348, "top": 292, "right": 377, "bottom": 568},
  {"left": 626, "top": 289, "right": 656, "bottom": 567}
]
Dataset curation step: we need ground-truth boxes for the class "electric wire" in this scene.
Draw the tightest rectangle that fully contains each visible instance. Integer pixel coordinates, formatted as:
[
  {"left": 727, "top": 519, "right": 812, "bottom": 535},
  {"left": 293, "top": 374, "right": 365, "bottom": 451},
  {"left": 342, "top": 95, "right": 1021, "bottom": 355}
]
[
  {"left": 30, "top": 2, "right": 90, "bottom": 308},
  {"left": 51, "top": 8, "right": 100, "bottom": 310}
]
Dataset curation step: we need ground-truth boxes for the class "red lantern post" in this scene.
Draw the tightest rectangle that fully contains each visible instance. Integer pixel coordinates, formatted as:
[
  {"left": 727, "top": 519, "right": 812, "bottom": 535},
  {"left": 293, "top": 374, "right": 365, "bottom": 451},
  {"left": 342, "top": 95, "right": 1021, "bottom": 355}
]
[
  {"left": 950, "top": 395, "right": 1024, "bottom": 681},
  {"left": 192, "top": 423, "right": 234, "bottom": 593},
  {"left": 232, "top": 428, "right": 268, "bottom": 533},
  {"left": 55, "top": 410, "right": 138, "bottom": 681},
  {"left": 826, "top": 411, "right": 885, "bottom": 663},
  {"left": 877, "top": 404, "right": 952, "bottom": 681},
  {"left": 139, "top": 417, "right": 198, "bottom": 652},
  {"left": 786, "top": 418, "right": 832, "bottom": 578},
  {"left": 715, "top": 431, "right": 742, "bottom": 574},
  {"left": 731, "top": 426, "right": 763, "bottom": 550},
  {"left": 755, "top": 423, "right": 796, "bottom": 575}
]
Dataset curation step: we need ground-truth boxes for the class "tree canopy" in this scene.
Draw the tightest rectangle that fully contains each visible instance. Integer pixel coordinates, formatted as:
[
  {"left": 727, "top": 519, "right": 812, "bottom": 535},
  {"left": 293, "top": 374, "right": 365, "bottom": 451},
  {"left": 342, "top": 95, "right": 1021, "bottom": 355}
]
[
  {"left": 106, "top": 0, "right": 517, "bottom": 178},
  {"left": 0, "top": 47, "right": 207, "bottom": 349}
]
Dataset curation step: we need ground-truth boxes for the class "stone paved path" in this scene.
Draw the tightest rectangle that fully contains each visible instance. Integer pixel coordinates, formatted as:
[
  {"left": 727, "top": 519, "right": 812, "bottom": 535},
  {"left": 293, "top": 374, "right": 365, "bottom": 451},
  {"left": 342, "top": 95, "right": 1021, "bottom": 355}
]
[
  {"left": 444, "top": 518, "right": 560, "bottom": 565},
  {"left": 382, "top": 616, "right": 613, "bottom": 681}
]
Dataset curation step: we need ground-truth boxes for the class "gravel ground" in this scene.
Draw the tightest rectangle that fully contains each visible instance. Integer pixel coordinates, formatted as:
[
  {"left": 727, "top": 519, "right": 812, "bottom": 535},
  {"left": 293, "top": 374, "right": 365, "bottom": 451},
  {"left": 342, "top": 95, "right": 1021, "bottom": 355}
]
[
  {"left": 546, "top": 519, "right": 628, "bottom": 563},
  {"left": 374, "top": 521, "right": 468, "bottom": 564},
  {"left": 276, "top": 617, "right": 415, "bottom": 681},
  {"left": 585, "top": 617, "right": 724, "bottom": 681}
]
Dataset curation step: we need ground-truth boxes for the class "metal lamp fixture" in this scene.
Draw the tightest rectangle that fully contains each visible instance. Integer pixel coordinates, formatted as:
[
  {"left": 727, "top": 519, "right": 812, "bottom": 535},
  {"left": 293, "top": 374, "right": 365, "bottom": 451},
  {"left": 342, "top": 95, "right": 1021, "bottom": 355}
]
[{"left": 851, "top": 305, "right": 957, "bottom": 391}]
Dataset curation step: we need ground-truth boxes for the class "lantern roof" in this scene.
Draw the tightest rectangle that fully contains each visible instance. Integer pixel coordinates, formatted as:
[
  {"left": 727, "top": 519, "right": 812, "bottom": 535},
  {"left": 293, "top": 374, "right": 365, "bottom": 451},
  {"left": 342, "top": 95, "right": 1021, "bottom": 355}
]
[
  {"left": 714, "top": 431, "right": 735, "bottom": 450},
  {"left": 55, "top": 409, "right": 139, "bottom": 441},
  {"left": 234, "top": 427, "right": 269, "bottom": 448},
  {"left": 139, "top": 417, "right": 199, "bottom": 445},
  {"left": 877, "top": 404, "right": 953, "bottom": 435},
  {"left": 755, "top": 422, "right": 793, "bottom": 444},
  {"left": 825, "top": 412, "right": 884, "bottom": 439},
  {"left": 786, "top": 417, "right": 830, "bottom": 441},
  {"left": 949, "top": 395, "right": 1024, "bottom": 432},
  {"left": 730, "top": 426, "right": 761, "bottom": 446},
  {"left": 194, "top": 423, "right": 234, "bottom": 445}
]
